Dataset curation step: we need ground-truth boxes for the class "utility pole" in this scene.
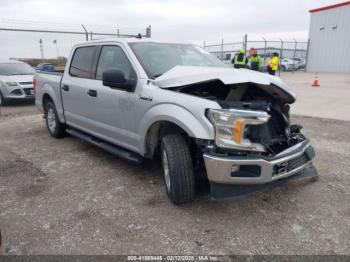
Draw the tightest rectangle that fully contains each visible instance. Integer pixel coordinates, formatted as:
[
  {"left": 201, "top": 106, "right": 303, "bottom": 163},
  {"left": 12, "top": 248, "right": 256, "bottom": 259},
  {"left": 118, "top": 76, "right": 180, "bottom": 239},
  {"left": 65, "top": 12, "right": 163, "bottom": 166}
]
[
  {"left": 146, "top": 25, "right": 151, "bottom": 38},
  {"left": 53, "top": 40, "right": 58, "bottom": 65},
  {"left": 39, "top": 39, "right": 44, "bottom": 62}
]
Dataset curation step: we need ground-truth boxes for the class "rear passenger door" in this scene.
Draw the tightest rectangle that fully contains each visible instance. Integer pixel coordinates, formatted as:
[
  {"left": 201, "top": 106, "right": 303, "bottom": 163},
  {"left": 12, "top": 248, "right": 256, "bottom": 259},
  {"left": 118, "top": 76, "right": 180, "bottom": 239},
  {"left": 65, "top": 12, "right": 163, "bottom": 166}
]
[{"left": 61, "top": 45, "right": 97, "bottom": 131}]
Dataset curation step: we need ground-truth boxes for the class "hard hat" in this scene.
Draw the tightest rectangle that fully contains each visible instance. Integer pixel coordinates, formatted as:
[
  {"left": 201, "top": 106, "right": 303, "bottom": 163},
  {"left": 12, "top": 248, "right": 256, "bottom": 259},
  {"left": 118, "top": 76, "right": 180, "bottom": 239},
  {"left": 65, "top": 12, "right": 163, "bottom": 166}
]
[{"left": 240, "top": 49, "right": 245, "bottom": 54}]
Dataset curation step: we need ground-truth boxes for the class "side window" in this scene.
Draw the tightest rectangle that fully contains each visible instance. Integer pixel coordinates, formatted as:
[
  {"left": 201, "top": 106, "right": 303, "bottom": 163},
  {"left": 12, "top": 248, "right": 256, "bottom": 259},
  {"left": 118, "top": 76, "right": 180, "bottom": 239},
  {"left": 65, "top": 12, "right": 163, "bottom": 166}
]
[
  {"left": 96, "top": 46, "right": 135, "bottom": 80},
  {"left": 69, "top": 46, "right": 95, "bottom": 78}
]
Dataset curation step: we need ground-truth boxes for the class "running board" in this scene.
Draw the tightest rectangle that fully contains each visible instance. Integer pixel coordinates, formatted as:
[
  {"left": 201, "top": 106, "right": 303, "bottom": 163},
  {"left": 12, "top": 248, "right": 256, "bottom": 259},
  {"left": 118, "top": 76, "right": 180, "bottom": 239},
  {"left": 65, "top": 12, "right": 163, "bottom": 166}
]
[{"left": 66, "top": 128, "right": 143, "bottom": 164}]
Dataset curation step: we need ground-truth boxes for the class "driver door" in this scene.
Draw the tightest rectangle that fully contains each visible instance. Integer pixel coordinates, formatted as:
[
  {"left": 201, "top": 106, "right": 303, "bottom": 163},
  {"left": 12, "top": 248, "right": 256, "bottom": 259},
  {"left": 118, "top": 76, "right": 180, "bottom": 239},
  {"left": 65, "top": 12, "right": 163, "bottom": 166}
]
[{"left": 86, "top": 45, "right": 139, "bottom": 151}]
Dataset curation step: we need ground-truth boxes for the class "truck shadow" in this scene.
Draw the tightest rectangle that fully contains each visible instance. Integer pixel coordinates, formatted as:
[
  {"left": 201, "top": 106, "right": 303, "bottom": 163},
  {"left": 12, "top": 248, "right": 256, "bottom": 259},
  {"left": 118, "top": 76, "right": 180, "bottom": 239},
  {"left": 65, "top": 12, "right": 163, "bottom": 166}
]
[{"left": 70, "top": 136, "right": 318, "bottom": 210}]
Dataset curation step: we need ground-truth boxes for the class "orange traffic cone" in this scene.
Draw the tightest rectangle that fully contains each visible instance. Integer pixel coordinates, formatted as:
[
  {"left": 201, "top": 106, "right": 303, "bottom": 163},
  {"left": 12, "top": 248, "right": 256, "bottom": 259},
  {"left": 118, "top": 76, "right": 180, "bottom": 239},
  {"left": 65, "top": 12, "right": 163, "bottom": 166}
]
[{"left": 312, "top": 73, "right": 320, "bottom": 87}]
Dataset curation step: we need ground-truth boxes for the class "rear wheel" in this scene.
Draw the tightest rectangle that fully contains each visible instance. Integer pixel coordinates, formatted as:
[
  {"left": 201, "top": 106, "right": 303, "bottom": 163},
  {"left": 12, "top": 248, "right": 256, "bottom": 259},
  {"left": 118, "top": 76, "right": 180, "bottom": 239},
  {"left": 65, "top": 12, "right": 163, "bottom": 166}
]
[
  {"left": 45, "top": 101, "right": 66, "bottom": 138},
  {"left": 161, "top": 134, "right": 195, "bottom": 204}
]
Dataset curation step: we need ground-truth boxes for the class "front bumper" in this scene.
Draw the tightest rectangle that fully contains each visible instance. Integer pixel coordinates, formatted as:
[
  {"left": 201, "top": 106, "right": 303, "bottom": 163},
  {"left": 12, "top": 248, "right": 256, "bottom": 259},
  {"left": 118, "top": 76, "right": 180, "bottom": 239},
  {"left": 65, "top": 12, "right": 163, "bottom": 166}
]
[
  {"left": 210, "top": 164, "right": 318, "bottom": 199},
  {"left": 2, "top": 84, "right": 35, "bottom": 100},
  {"left": 203, "top": 140, "right": 315, "bottom": 185}
]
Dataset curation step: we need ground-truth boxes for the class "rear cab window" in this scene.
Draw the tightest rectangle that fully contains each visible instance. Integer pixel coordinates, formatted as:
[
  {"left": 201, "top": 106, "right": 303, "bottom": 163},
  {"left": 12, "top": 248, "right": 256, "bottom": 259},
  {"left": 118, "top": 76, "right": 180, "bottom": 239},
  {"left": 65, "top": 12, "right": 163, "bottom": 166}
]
[{"left": 69, "top": 46, "right": 95, "bottom": 78}]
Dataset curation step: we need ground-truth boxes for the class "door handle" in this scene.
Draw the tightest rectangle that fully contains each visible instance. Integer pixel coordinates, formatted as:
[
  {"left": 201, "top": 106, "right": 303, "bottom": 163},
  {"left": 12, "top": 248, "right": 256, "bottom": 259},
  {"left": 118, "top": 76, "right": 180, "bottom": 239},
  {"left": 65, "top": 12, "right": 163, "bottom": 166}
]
[
  {"left": 62, "top": 85, "right": 69, "bottom": 91},
  {"left": 87, "top": 89, "right": 97, "bottom": 97}
]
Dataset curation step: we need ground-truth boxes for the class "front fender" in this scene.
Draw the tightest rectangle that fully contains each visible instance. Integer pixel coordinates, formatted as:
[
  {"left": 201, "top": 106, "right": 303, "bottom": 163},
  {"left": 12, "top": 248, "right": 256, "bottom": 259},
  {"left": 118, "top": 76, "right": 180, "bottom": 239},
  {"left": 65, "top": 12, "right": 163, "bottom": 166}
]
[{"left": 138, "top": 103, "right": 215, "bottom": 154}]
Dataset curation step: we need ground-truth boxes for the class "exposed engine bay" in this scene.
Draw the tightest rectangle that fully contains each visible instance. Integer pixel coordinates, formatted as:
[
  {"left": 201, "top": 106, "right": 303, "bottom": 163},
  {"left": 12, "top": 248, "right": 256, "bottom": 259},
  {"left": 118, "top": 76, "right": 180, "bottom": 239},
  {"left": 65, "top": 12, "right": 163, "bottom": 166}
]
[{"left": 170, "top": 80, "right": 306, "bottom": 156}]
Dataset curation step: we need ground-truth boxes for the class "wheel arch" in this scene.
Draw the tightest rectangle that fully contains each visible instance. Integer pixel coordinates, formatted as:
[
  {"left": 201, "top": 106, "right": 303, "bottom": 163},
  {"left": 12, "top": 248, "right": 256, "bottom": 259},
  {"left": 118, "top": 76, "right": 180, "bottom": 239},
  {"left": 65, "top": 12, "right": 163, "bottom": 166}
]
[
  {"left": 42, "top": 93, "right": 54, "bottom": 109},
  {"left": 141, "top": 104, "right": 214, "bottom": 159},
  {"left": 40, "top": 86, "right": 65, "bottom": 123},
  {"left": 144, "top": 120, "right": 192, "bottom": 159}
]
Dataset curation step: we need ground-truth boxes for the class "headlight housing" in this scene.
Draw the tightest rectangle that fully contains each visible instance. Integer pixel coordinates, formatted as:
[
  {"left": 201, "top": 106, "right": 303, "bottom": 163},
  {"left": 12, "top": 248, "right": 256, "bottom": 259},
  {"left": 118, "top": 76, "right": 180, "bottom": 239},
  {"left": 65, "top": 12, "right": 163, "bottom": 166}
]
[
  {"left": 0, "top": 80, "right": 18, "bottom": 87},
  {"left": 207, "top": 108, "right": 270, "bottom": 152}
]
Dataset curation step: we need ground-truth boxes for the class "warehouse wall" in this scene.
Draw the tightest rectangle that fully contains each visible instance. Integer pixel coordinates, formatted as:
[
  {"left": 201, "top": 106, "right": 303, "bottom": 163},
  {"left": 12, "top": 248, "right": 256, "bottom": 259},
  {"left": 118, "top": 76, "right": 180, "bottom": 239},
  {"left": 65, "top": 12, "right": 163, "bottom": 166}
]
[{"left": 307, "top": 5, "right": 350, "bottom": 73}]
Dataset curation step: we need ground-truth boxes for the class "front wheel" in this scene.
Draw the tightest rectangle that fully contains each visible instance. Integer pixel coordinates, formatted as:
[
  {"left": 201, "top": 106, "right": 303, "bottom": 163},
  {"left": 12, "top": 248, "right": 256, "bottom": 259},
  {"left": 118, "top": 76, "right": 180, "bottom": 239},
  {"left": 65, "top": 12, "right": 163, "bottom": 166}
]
[
  {"left": 161, "top": 134, "right": 195, "bottom": 204},
  {"left": 45, "top": 101, "right": 66, "bottom": 138}
]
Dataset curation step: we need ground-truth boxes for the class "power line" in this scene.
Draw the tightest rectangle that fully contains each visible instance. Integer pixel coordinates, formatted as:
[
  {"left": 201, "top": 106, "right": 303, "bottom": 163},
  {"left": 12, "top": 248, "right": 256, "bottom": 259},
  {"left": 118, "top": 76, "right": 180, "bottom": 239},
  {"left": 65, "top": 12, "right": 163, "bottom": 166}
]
[
  {"left": 0, "top": 18, "right": 147, "bottom": 33},
  {"left": 0, "top": 19, "right": 152, "bottom": 40}
]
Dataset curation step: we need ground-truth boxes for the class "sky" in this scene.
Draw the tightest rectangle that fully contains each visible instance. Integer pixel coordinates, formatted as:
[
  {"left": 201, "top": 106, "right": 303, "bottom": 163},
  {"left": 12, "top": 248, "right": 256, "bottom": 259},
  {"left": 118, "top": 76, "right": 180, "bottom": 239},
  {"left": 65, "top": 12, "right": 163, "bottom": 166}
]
[{"left": 0, "top": 0, "right": 343, "bottom": 60}]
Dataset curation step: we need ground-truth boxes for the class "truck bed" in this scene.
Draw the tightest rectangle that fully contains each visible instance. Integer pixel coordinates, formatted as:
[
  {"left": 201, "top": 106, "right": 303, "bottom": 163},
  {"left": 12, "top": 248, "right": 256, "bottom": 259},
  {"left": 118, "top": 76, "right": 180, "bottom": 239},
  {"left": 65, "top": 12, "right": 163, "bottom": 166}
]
[{"left": 34, "top": 71, "right": 63, "bottom": 116}]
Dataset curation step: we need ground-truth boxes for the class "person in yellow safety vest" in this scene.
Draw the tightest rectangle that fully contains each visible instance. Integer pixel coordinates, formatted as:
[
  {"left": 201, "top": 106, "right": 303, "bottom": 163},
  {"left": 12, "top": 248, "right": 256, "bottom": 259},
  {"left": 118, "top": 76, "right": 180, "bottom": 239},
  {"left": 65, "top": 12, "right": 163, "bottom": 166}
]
[
  {"left": 267, "top": 52, "right": 279, "bottom": 75},
  {"left": 249, "top": 53, "right": 262, "bottom": 71},
  {"left": 231, "top": 49, "right": 248, "bottom": 69}
]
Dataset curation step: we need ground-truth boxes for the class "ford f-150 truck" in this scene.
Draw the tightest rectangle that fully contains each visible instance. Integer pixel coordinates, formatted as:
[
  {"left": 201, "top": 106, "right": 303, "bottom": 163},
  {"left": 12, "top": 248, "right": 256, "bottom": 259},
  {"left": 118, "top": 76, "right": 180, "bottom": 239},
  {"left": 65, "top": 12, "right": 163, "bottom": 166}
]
[{"left": 35, "top": 38, "right": 318, "bottom": 204}]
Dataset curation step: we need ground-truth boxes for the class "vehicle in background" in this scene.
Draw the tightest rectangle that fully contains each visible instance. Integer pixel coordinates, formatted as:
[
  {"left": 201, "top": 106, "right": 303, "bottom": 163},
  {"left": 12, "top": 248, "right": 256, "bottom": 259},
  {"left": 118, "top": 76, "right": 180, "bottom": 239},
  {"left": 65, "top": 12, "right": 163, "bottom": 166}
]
[
  {"left": 280, "top": 58, "right": 298, "bottom": 71},
  {"left": 35, "top": 39, "right": 318, "bottom": 204},
  {"left": 0, "top": 61, "right": 35, "bottom": 106},
  {"left": 290, "top": 58, "right": 306, "bottom": 69},
  {"left": 36, "top": 63, "right": 55, "bottom": 72},
  {"left": 209, "top": 51, "right": 236, "bottom": 65},
  {"left": 222, "top": 52, "right": 235, "bottom": 65}
]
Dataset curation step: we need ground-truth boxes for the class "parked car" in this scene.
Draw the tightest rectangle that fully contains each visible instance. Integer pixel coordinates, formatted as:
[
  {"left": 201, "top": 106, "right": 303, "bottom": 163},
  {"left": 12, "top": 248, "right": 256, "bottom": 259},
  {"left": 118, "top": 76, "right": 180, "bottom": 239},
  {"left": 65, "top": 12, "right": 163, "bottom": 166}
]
[
  {"left": 36, "top": 63, "right": 55, "bottom": 72},
  {"left": 35, "top": 39, "right": 318, "bottom": 204},
  {"left": 280, "top": 58, "right": 298, "bottom": 71},
  {"left": 290, "top": 58, "right": 306, "bottom": 69},
  {"left": 0, "top": 61, "right": 35, "bottom": 105},
  {"left": 222, "top": 52, "right": 235, "bottom": 65}
]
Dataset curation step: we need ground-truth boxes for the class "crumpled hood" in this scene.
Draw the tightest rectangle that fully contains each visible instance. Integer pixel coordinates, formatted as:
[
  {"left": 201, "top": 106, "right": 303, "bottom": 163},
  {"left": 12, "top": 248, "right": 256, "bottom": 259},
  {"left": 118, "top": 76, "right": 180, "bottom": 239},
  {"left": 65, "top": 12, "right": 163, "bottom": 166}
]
[{"left": 153, "top": 66, "right": 296, "bottom": 103}]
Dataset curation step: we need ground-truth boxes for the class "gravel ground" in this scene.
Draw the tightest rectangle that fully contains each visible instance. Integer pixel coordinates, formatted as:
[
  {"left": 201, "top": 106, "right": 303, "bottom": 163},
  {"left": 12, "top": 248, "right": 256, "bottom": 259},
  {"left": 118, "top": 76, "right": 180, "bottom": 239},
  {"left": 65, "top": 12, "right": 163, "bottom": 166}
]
[{"left": 0, "top": 105, "right": 349, "bottom": 255}]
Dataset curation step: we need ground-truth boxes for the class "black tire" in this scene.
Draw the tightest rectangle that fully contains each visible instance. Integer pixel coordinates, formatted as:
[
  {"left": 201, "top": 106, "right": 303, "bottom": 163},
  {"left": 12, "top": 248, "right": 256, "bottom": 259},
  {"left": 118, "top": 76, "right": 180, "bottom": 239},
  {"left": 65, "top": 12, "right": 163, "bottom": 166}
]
[
  {"left": 45, "top": 101, "right": 66, "bottom": 138},
  {"left": 161, "top": 134, "right": 195, "bottom": 204},
  {"left": 0, "top": 90, "right": 7, "bottom": 106}
]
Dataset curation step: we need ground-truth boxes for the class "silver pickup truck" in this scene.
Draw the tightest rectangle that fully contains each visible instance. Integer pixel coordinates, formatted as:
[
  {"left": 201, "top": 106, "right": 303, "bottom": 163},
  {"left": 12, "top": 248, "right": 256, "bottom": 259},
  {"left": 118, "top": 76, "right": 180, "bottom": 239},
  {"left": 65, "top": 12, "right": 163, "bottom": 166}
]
[{"left": 35, "top": 38, "right": 318, "bottom": 204}]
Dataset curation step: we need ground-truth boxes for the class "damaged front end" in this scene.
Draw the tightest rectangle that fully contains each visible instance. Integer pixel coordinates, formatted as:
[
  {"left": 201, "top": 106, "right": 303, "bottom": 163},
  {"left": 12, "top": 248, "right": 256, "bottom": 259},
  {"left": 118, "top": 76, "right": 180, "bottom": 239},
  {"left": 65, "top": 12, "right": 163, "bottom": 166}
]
[
  {"left": 156, "top": 70, "right": 318, "bottom": 198},
  {"left": 175, "top": 80, "right": 306, "bottom": 157}
]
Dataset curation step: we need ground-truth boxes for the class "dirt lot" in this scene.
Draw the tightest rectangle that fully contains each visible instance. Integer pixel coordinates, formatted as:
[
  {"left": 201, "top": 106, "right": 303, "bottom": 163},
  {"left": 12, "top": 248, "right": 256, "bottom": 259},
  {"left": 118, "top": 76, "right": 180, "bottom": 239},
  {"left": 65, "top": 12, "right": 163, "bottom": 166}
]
[{"left": 0, "top": 104, "right": 349, "bottom": 255}]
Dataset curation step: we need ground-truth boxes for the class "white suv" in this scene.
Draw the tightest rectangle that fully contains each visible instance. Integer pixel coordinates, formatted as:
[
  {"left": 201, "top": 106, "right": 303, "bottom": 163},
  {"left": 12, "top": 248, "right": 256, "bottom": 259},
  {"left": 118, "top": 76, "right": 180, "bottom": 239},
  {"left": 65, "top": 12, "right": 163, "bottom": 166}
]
[{"left": 0, "top": 61, "right": 35, "bottom": 106}]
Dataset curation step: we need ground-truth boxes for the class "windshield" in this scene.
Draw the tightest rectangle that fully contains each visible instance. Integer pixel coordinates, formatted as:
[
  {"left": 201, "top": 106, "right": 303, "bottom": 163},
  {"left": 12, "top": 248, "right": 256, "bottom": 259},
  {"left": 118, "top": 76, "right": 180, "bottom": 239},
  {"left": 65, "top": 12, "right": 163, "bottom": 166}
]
[
  {"left": 0, "top": 63, "right": 35, "bottom": 76},
  {"left": 129, "top": 42, "right": 226, "bottom": 79}
]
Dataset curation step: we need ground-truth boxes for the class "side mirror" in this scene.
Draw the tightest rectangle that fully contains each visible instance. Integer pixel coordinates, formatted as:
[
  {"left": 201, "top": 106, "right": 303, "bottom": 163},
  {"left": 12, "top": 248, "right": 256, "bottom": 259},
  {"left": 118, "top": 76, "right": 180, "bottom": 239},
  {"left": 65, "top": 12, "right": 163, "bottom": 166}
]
[{"left": 102, "top": 69, "right": 136, "bottom": 91}]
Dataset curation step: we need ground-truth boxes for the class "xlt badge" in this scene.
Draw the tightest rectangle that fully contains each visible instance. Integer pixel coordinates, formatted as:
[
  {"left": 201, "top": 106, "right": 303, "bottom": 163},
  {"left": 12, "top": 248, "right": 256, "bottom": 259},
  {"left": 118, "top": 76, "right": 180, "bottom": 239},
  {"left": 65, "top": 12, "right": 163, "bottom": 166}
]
[{"left": 138, "top": 94, "right": 153, "bottom": 102}]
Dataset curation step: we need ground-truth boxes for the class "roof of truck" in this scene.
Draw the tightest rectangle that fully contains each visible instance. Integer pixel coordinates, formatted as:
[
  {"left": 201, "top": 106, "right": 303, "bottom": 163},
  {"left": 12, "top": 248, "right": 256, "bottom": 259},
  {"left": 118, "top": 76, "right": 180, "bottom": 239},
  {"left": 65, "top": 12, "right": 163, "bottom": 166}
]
[{"left": 75, "top": 38, "right": 194, "bottom": 47}]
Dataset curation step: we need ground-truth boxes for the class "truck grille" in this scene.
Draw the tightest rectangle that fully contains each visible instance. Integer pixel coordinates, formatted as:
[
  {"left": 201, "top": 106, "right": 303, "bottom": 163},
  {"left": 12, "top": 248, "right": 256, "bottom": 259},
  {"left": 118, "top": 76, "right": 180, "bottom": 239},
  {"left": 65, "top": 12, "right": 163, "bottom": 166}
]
[
  {"left": 23, "top": 88, "right": 34, "bottom": 96},
  {"left": 273, "top": 152, "right": 310, "bottom": 176},
  {"left": 19, "top": 82, "right": 33, "bottom": 85}
]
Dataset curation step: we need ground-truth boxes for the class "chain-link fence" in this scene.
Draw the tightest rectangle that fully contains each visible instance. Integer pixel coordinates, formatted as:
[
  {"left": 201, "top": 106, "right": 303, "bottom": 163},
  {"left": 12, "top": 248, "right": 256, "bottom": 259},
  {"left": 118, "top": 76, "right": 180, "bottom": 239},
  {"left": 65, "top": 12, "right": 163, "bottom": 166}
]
[{"left": 203, "top": 34, "right": 309, "bottom": 74}]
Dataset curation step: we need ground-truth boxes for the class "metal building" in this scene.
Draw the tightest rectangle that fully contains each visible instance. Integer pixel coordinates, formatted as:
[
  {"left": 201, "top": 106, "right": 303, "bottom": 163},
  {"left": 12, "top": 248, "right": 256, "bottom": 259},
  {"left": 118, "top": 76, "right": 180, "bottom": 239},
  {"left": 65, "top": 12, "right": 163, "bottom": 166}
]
[{"left": 307, "top": 1, "right": 350, "bottom": 73}]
